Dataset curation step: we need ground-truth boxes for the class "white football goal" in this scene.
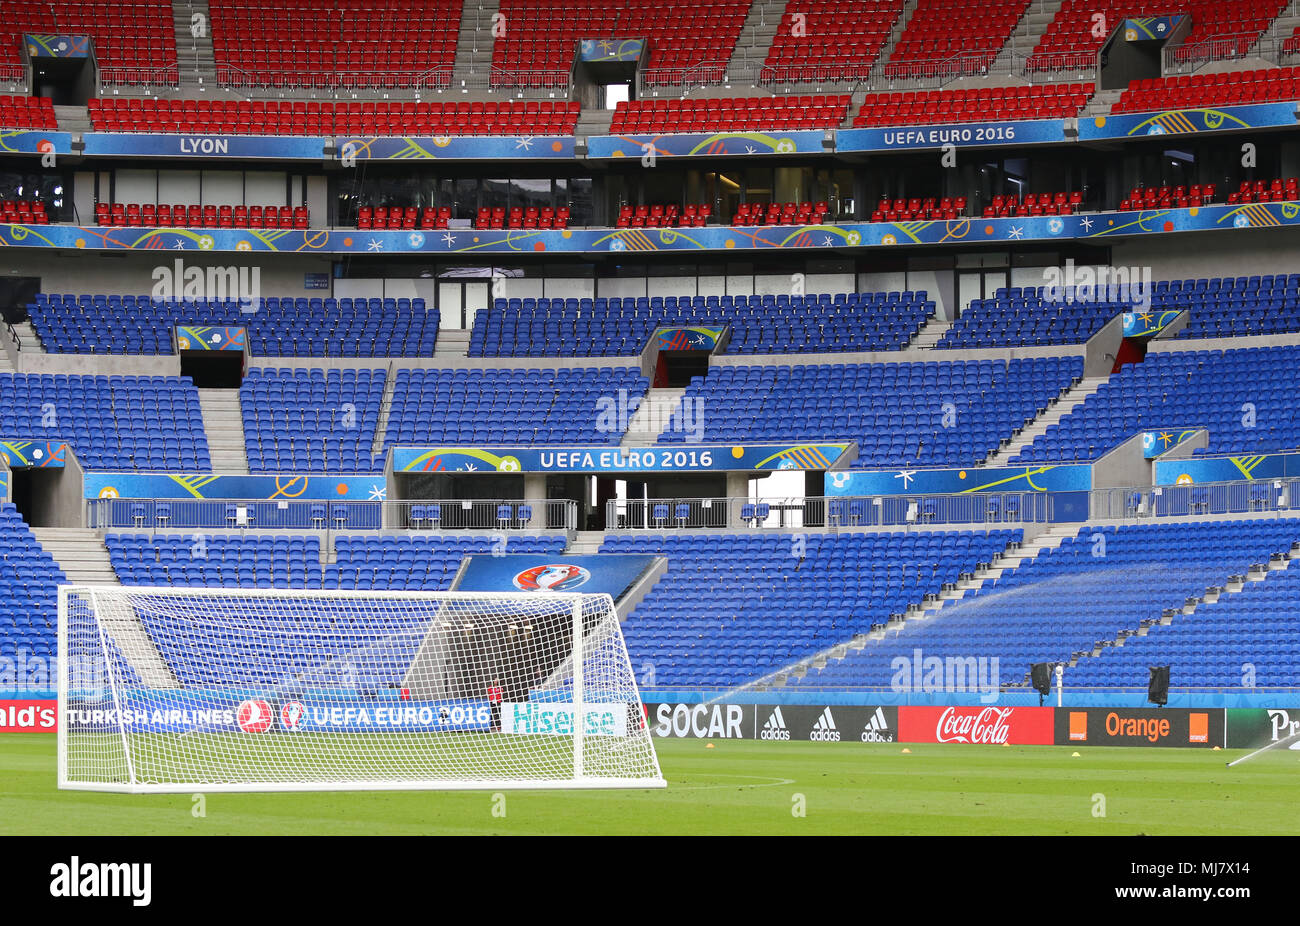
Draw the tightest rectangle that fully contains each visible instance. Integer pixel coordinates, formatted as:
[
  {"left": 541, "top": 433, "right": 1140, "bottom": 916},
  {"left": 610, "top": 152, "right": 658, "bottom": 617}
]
[{"left": 58, "top": 585, "right": 665, "bottom": 792}]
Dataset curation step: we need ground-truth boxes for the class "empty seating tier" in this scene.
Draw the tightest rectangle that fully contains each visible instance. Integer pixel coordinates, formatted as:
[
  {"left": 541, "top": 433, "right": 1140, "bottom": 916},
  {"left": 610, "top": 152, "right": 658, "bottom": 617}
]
[
  {"left": 0, "top": 373, "right": 209, "bottom": 470},
  {"left": 29, "top": 294, "right": 439, "bottom": 358},
  {"left": 658, "top": 356, "right": 1084, "bottom": 468},
  {"left": 470, "top": 292, "right": 934, "bottom": 357}
]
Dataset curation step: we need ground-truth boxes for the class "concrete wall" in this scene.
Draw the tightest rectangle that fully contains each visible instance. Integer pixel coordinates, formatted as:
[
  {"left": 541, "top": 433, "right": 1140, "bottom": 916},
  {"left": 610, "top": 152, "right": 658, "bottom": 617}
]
[
  {"left": 1112, "top": 227, "right": 1300, "bottom": 281},
  {"left": 0, "top": 252, "right": 333, "bottom": 303},
  {"left": 1091, "top": 433, "right": 1152, "bottom": 489}
]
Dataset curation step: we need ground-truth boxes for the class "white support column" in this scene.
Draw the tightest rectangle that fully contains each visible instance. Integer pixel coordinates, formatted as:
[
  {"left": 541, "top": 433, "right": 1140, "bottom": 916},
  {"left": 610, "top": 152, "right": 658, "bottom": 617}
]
[{"left": 572, "top": 595, "right": 583, "bottom": 781}]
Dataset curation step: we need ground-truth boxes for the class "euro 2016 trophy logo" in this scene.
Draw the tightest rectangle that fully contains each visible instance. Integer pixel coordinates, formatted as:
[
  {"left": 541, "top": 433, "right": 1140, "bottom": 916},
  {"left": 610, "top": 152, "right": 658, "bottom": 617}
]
[{"left": 512, "top": 564, "right": 592, "bottom": 592}]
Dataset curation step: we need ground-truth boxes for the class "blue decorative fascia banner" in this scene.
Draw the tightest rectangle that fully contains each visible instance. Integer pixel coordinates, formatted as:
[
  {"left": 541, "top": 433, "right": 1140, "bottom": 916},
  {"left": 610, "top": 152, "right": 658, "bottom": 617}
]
[
  {"left": 1141, "top": 428, "right": 1202, "bottom": 459},
  {"left": 6, "top": 200, "right": 1300, "bottom": 254},
  {"left": 1153, "top": 453, "right": 1297, "bottom": 485},
  {"left": 81, "top": 133, "right": 330, "bottom": 160},
  {"left": 175, "top": 326, "right": 247, "bottom": 351},
  {"left": 1123, "top": 16, "right": 1185, "bottom": 40},
  {"left": 1122, "top": 309, "right": 1183, "bottom": 338},
  {"left": 587, "top": 130, "right": 825, "bottom": 160},
  {"left": 1, "top": 440, "right": 68, "bottom": 468},
  {"left": 23, "top": 34, "right": 91, "bottom": 58},
  {"left": 653, "top": 326, "right": 726, "bottom": 351},
  {"left": 0, "top": 131, "right": 74, "bottom": 156},
  {"left": 825, "top": 463, "right": 1093, "bottom": 496},
  {"left": 837, "top": 119, "right": 1067, "bottom": 153},
  {"left": 578, "top": 38, "right": 646, "bottom": 62},
  {"left": 393, "top": 443, "right": 855, "bottom": 473},
  {"left": 1078, "top": 102, "right": 1298, "bottom": 140},
  {"left": 83, "top": 473, "right": 388, "bottom": 500},
  {"left": 456, "top": 554, "right": 658, "bottom": 599},
  {"left": 336, "top": 134, "right": 576, "bottom": 161}
]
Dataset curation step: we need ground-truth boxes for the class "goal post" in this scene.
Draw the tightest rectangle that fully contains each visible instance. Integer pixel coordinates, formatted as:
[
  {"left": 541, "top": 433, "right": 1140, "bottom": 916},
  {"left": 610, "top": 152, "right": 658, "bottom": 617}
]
[{"left": 57, "top": 585, "right": 666, "bottom": 793}]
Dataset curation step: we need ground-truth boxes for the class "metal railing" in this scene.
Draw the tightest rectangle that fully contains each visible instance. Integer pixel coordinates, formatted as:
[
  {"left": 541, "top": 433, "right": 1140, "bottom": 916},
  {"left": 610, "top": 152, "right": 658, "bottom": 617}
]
[
  {"left": 1162, "top": 33, "right": 1275, "bottom": 74},
  {"left": 87, "top": 498, "right": 579, "bottom": 533},
  {"left": 1012, "top": 51, "right": 1099, "bottom": 81},
  {"left": 486, "top": 67, "right": 571, "bottom": 94},
  {"left": 877, "top": 52, "right": 1003, "bottom": 89},
  {"left": 607, "top": 491, "right": 1056, "bottom": 531},
  {"left": 757, "top": 63, "right": 876, "bottom": 88},
  {"left": 215, "top": 64, "right": 455, "bottom": 94},
  {"left": 637, "top": 61, "right": 728, "bottom": 95},
  {"left": 0, "top": 63, "right": 27, "bottom": 92},
  {"left": 1090, "top": 479, "right": 1300, "bottom": 520},
  {"left": 98, "top": 65, "right": 180, "bottom": 93}
]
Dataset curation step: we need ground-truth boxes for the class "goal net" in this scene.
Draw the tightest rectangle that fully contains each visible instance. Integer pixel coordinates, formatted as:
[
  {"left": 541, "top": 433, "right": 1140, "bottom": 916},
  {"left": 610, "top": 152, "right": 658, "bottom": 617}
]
[{"left": 58, "top": 586, "right": 665, "bottom": 792}]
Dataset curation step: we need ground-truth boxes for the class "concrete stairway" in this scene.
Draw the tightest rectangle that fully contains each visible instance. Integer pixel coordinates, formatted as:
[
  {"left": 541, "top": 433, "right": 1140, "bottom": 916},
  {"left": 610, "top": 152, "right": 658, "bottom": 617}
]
[
  {"left": 1252, "top": 1, "right": 1300, "bottom": 58},
  {"left": 10, "top": 320, "right": 41, "bottom": 353},
  {"left": 52, "top": 104, "right": 91, "bottom": 134},
  {"left": 990, "top": 0, "right": 1065, "bottom": 75},
  {"left": 727, "top": 0, "right": 788, "bottom": 85},
  {"left": 906, "top": 316, "right": 953, "bottom": 350},
  {"left": 371, "top": 368, "right": 400, "bottom": 457},
  {"left": 453, "top": 0, "right": 500, "bottom": 88},
  {"left": 1064, "top": 537, "right": 1299, "bottom": 674},
  {"left": 906, "top": 523, "right": 1078, "bottom": 620},
  {"left": 197, "top": 389, "right": 249, "bottom": 474},
  {"left": 32, "top": 529, "right": 120, "bottom": 587},
  {"left": 566, "top": 530, "right": 606, "bottom": 555},
  {"left": 620, "top": 387, "right": 687, "bottom": 446},
  {"left": 576, "top": 108, "right": 615, "bottom": 139},
  {"left": 172, "top": 0, "right": 219, "bottom": 94},
  {"left": 1082, "top": 87, "right": 1124, "bottom": 118},
  {"left": 434, "top": 328, "right": 471, "bottom": 357},
  {"left": 983, "top": 374, "right": 1106, "bottom": 464},
  {"left": 35, "top": 528, "right": 180, "bottom": 687}
]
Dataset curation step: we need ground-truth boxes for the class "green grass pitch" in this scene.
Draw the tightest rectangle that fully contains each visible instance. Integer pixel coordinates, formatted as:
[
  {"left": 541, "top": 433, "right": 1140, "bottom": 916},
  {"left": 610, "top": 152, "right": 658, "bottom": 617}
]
[{"left": 1, "top": 733, "right": 1296, "bottom": 835}]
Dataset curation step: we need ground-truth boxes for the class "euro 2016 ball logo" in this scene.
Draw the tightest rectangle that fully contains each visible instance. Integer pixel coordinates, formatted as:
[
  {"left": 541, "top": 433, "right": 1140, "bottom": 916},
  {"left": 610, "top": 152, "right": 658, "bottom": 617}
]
[
  {"left": 513, "top": 563, "right": 592, "bottom": 592},
  {"left": 280, "top": 700, "right": 307, "bottom": 731},
  {"left": 236, "top": 699, "right": 274, "bottom": 733}
]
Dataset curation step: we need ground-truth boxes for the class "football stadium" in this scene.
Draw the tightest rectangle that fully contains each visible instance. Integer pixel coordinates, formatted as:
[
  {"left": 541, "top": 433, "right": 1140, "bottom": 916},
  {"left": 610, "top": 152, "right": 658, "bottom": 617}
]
[{"left": 0, "top": 0, "right": 1298, "bottom": 852}]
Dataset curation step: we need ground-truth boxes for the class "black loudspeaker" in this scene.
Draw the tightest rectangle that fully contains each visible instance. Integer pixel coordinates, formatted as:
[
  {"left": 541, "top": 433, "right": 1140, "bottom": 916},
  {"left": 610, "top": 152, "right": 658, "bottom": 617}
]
[
  {"left": 1030, "top": 662, "right": 1052, "bottom": 697},
  {"left": 1147, "top": 665, "right": 1171, "bottom": 706}
]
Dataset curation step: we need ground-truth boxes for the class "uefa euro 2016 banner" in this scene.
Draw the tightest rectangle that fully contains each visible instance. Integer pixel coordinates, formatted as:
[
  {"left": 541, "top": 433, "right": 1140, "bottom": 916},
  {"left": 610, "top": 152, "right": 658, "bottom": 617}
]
[
  {"left": 1152, "top": 451, "right": 1300, "bottom": 486},
  {"left": 81, "top": 133, "right": 330, "bottom": 160},
  {"left": 0, "top": 440, "right": 68, "bottom": 468},
  {"left": 587, "top": 130, "right": 826, "bottom": 160},
  {"left": 393, "top": 443, "right": 854, "bottom": 473},
  {"left": 79, "top": 133, "right": 577, "bottom": 161},
  {"left": 64, "top": 692, "right": 496, "bottom": 733},
  {"left": 335, "top": 135, "right": 576, "bottom": 161},
  {"left": 13, "top": 198, "right": 1300, "bottom": 256},
  {"left": 83, "top": 472, "right": 387, "bottom": 501},
  {"left": 836, "top": 119, "right": 1067, "bottom": 153},
  {"left": 824, "top": 463, "right": 1093, "bottom": 496},
  {"left": 456, "top": 554, "right": 659, "bottom": 600},
  {"left": 1078, "top": 102, "right": 1298, "bottom": 141}
]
